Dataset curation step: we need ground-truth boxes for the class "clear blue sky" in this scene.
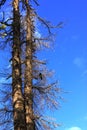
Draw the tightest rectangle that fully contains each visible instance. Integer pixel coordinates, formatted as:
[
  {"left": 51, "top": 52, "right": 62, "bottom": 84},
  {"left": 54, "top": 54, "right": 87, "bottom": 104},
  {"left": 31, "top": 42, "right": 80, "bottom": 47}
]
[
  {"left": 37, "top": 0, "right": 87, "bottom": 130},
  {"left": 0, "top": 1, "right": 87, "bottom": 130}
]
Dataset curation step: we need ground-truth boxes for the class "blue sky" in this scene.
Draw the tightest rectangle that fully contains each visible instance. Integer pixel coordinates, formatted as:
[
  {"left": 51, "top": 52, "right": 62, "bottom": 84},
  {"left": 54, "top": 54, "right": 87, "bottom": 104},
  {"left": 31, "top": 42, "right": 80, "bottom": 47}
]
[
  {"left": 37, "top": 0, "right": 87, "bottom": 130},
  {"left": 0, "top": 0, "right": 87, "bottom": 130}
]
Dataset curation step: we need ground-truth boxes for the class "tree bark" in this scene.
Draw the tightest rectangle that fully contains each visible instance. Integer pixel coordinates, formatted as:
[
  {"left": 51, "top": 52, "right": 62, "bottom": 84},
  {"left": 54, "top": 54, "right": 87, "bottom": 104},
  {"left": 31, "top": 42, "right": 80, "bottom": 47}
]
[
  {"left": 24, "top": 1, "right": 35, "bottom": 130},
  {"left": 12, "top": 0, "right": 25, "bottom": 129}
]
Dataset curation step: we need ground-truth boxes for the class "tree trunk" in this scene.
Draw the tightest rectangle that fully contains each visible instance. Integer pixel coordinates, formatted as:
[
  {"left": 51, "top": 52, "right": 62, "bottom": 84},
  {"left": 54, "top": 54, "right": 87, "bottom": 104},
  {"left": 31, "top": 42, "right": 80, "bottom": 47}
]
[
  {"left": 24, "top": 1, "right": 35, "bottom": 130},
  {"left": 12, "top": 0, "right": 25, "bottom": 129}
]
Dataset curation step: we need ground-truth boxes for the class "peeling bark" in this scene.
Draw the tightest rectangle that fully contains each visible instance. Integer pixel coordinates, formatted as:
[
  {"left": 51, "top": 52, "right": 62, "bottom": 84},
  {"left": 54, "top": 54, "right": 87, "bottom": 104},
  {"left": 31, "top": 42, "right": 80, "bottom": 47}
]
[
  {"left": 12, "top": 0, "right": 25, "bottom": 130},
  {"left": 24, "top": 1, "right": 35, "bottom": 130}
]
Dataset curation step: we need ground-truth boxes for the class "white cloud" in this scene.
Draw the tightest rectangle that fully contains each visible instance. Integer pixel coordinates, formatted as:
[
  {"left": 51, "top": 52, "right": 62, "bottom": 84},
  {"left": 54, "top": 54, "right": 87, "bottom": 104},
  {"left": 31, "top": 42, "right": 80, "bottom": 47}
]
[
  {"left": 71, "top": 35, "right": 79, "bottom": 40},
  {"left": 84, "top": 115, "right": 87, "bottom": 120},
  {"left": 82, "top": 70, "right": 87, "bottom": 77},
  {"left": 66, "top": 127, "right": 81, "bottom": 130},
  {"left": 7, "top": 62, "right": 12, "bottom": 69},
  {"left": 0, "top": 77, "right": 5, "bottom": 83},
  {"left": 73, "top": 57, "right": 86, "bottom": 69},
  {"left": 34, "top": 31, "right": 41, "bottom": 38},
  {"left": 0, "top": 77, "right": 11, "bottom": 84}
]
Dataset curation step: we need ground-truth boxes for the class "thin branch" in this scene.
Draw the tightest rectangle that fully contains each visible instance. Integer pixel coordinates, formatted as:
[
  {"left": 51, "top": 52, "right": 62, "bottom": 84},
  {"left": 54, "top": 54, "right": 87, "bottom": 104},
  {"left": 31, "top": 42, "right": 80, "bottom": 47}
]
[
  {"left": 32, "top": 0, "right": 39, "bottom": 6},
  {"left": 0, "top": 0, "right": 6, "bottom": 8}
]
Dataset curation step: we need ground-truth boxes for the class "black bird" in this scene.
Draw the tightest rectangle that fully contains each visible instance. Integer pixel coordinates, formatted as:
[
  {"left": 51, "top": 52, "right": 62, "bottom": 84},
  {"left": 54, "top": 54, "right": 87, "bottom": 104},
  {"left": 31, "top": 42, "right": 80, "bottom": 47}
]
[{"left": 39, "top": 73, "right": 43, "bottom": 80}]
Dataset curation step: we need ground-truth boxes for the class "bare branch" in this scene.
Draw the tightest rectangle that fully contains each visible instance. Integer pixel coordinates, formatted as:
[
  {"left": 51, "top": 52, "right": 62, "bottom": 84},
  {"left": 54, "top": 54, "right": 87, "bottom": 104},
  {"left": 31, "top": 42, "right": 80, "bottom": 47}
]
[
  {"left": 32, "top": 0, "right": 39, "bottom": 6},
  {"left": 0, "top": 0, "right": 6, "bottom": 8}
]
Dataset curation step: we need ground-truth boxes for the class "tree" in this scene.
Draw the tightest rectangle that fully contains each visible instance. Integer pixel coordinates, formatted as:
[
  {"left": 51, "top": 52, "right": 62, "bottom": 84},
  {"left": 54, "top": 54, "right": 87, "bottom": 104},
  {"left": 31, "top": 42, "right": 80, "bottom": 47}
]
[
  {"left": 0, "top": 0, "right": 63, "bottom": 130},
  {"left": 12, "top": 0, "right": 25, "bottom": 129}
]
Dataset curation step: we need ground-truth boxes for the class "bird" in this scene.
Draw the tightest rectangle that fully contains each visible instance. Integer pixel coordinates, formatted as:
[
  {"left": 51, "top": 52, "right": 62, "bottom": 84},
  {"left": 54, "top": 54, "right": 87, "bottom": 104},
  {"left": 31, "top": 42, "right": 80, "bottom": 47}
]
[{"left": 39, "top": 73, "right": 43, "bottom": 80}]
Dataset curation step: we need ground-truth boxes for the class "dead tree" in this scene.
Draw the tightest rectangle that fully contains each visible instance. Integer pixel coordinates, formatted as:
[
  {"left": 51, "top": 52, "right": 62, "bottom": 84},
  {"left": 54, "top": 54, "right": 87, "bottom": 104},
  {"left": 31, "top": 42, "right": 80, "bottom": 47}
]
[
  {"left": 12, "top": 0, "right": 26, "bottom": 130},
  {"left": 23, "top": 0, "right": 35, "bottom": 130},
  {"left": 0, "top": 0, "right": 63, "bottom": 130}
]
